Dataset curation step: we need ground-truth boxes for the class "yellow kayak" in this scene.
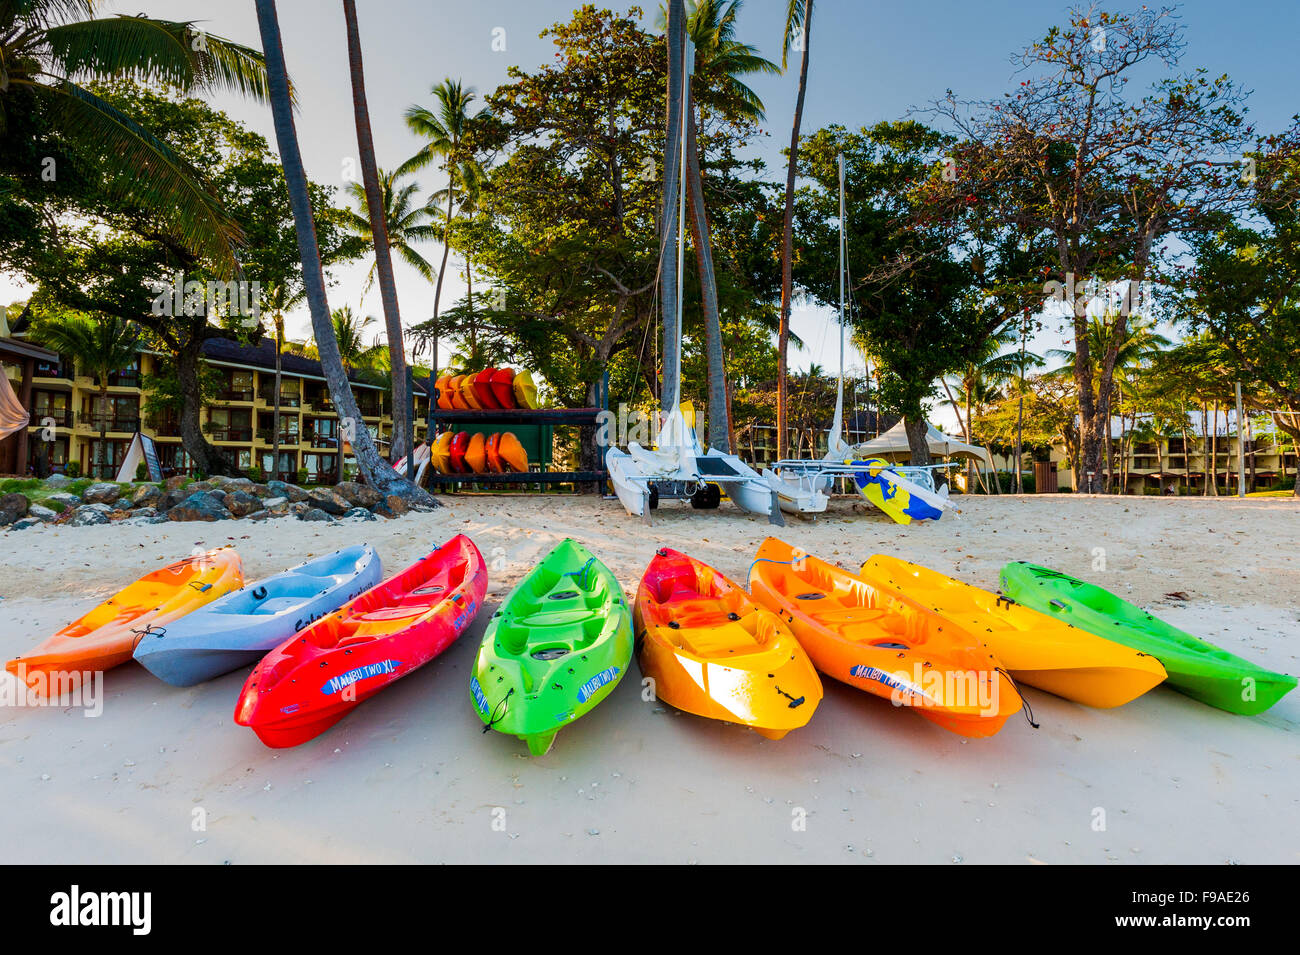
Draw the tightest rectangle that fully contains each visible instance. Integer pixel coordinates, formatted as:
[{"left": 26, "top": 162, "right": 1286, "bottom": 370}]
[{"left": 858, "top": 555, "right": 1167, "bottom": 707}]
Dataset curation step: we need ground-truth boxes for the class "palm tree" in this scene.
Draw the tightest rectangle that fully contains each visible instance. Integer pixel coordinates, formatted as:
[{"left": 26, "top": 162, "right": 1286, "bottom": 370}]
[
  {"left": 253, "top": 0, "right": 429, "bottom": 500},
  {"left": 343, "top": 172, "right": 439, "bottom": 292},
  {"left": 404, "top": 79, "right": 486, "bottom": 389},
  {"left": 680, "top": 0, "right": 779, "bottom": 452},
  {"left": 32, "top": 312, "right": 141, "bottom": 479},
  {"left": 943, "top": 325, "right": 1041, "bottom": 492},
  {"left": 342, "top": 0, "right": 412, "bottom": 463},
  {"left": 776, "top": 0, "right": 814, "bottom": 461},
  {"left": 1, "top": 1, "right": 270, "bottom": 275},
  {"left": 320, "top": 306, "right": 386, "bottom": 374},
  {"left": 262, "top": 279, "right": 304, "bottom": 480}
]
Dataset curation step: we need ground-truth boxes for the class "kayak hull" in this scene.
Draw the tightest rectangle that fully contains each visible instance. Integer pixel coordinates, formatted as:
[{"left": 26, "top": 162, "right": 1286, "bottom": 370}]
[
  {"left": 471, "top": 539, "right": 632, "bottom": 754},
  {"left": 634, "top": 547, "right": 822, "bottom": 737},
  {"left": 233, "top": 535, "right": 487, "bottom": 747},
  {"left": 6, "top": 548, "right": 243, "bottom": 696},
  {"left": 859, "top": 554, "right": 1166, "bottom": 708},
  {"left": 749, "top": 538, "right": 1021, "bottom": 737},
  {"left": 134, "top": 545, "right": 383, "bottom": 687},
  {"left": 999, "top": 561, "right": 1296, "bottom": 715}
]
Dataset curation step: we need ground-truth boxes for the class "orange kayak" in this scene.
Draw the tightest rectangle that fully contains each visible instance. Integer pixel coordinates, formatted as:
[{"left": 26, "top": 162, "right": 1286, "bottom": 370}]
[
  {"left": 448, "top": 375, "right": 470, "bottom": 410},
  {"left": 459, "top": 375, "right": 483, "bottom": 410},
  {"left": 490, "top": 368, "right": 517, "bottom": 409},
  {"left": 497, "top": 432, "right": 528, "bottom": 472},
  {"left": 484, "top": 433, "right": 504, "bottom": 472},
  {"left": 748, "top": 538, "right": 1023, "bottom": 737},
  {"left": 6, "top": 548, "right": 243, "bottom": 696},
  {"left": 434, "top": 375, "right": 455, "bottom": 411},
  {"left": 634, "top": 547, "right": 822, "bottom": 739},
  {"left": 464, "top": 432, "right": 488, "bottom": 473}
]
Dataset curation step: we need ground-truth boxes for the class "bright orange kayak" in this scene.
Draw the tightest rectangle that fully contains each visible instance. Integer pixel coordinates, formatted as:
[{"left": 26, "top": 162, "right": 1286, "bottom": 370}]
[
  {"left": 434, "top": 375, "right": 455, "bottom": 411},
  {"left": 748, "top": 538, "right": 1023, "bottom": 737},
  {"left": 464, "top": 432, "right": 488, "bottom": 473},
  {"left": 497, "top": 432, "right": 528, "bottom": 472},
  {"left": 6, "top": 548, "right": 243, "bottom": 696},
  {"left": 859, "top": 554, "right": 1167, "bottom": 708},
  {"left": 634, "top": 547, "right": 822, "bottom": 739},
  {"left": 447, "top": 375, "right": 470, "bottom": 411}
]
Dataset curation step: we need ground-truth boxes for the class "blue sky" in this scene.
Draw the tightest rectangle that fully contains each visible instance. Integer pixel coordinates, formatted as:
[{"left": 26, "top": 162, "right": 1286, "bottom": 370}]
[{"left": 5, "top": 0, "right": 1298, "bottom": 420}]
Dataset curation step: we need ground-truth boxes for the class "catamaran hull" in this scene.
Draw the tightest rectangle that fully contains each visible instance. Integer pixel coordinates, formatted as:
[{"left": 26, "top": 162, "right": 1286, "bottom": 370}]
[
  {"left": 761, "top": 469, "right": 830, "bottom": 515},
  {"left": 606, "top": 447, "right": 649, "bottom": 517}
]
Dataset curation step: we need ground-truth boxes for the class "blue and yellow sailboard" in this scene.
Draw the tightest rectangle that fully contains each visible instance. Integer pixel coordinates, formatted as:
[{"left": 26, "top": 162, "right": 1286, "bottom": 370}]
[{"left": 850, "top": 458, "right": 949, "bottom": 525}]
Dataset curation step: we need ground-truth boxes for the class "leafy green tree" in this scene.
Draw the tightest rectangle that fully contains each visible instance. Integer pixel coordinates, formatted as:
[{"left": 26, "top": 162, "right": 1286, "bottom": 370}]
[
  {"left": 0, "top": 1, "right": 269, "bottom": 274},
  {"left": 1183, "top": 127, "right": 1300, "bottom": 496},
  {"left": 9, "top": 83, "right": 362, "bottom": 476}
]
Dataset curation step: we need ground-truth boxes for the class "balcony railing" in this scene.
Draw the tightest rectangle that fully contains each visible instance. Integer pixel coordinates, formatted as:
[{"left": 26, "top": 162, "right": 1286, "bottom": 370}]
[
  {"left": 208, "top": 427, "right": 253, "bottom": 442},
  {"left": 78, "top": 413, "right": 140, "bottom": 433},
  {"left": 256, "top": 428, "right": 301, "bottom": 444},
  {"left": 108, "top": 372, "right": 141, "bottom": 388},
  {"left": 257, "top": 390, "right": 302, "bottom": 408},
  {"left": 305, "top": 432, "right": 338, "bottom": 449},
  {"left": 34, "top": 362, "right": 72, "bottom": 380},
  {"left": 217, "top": 388, "right": 255, "bottom": 403},
  {"left": 32, "top": 408, "right": 72, "bottom": 428}
]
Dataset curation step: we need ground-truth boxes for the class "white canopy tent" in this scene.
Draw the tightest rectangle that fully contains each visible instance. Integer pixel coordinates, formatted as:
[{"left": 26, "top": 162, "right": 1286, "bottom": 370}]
[{"left": 848, "top": 420, "right": 994, "bottom": 469}]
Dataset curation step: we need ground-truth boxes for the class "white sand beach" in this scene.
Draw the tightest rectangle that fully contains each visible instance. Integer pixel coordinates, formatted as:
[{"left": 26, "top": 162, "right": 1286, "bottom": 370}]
[{"left": 1, "top": 494, "right": 1297, "bottom": 864}]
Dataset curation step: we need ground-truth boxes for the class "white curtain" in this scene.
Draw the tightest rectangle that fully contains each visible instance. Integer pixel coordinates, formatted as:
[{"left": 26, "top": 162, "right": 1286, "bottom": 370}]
[{"left": 0, "top": 367, "right": 29, "bottom": 440}]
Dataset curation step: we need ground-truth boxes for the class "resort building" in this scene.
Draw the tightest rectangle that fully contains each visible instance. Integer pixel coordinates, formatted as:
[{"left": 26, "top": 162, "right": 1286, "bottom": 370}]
[{"left": 0, "top": 332, "right": 432, "bottom": 481}]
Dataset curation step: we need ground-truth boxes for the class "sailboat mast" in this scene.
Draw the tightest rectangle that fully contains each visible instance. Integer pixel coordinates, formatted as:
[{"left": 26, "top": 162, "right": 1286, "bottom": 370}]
[
  {"left": 665, "top": 36, "right": 693, "bottom": 416},
  {"left": 829, "top": 152, "right": 846, "bottom": 447}
]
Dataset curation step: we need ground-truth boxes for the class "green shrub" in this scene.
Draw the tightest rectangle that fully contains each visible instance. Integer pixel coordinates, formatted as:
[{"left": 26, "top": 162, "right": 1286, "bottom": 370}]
[
  {"left": 64, "top": 461, "right": 81, "bottom": 478},
  {"left": 297, "top": 468, "right": 309, "bottom": 486},
  {"left": 0, "top": 478, "right": 43, "bottom": 495},
  {"left": 247, "top": 465, "right": 265, "bottom": 483},
  {"left": 135, "top": 461, "right": 148, "bottom": 481}
]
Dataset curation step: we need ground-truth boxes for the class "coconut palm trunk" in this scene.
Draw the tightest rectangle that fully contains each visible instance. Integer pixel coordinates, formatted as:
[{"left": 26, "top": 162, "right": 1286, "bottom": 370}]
[
  {"left": 684, "top": 85, "right": 729, "bottom": 452},
  {"left": 777, "top": 0, "right": 813, "bottom": 462},
  {"left": 342, "top": 0, "right": 409, "bottom": 464},
  {"left": 254, "top": 0, "right": 431, "bottom": 501}
]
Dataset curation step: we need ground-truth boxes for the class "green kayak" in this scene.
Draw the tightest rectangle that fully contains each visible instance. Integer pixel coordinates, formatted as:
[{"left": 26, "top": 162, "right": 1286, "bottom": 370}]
[
  {"left": 471, "top": 539, "right": 633, "bottom": 754},
  {"left": 999, "top": 561, "right": 1296, "bottom": 715}
]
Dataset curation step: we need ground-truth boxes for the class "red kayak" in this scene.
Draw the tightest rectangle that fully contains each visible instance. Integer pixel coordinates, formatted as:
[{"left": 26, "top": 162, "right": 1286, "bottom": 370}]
[
  {"left": 448, "top": 431, "right": 470, "bottom": 473},
  {"left": 233, "top": 535, "right": 488, "bottom": 748},
  {"left": 490, "top": 368, "right": 517, "bottom": 409},
  {"left": 472, "top": 368, "right": 502, "bottom": 409}
]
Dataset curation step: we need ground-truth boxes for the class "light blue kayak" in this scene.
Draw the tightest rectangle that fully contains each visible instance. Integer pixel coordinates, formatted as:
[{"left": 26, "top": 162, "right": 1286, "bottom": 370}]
[{"left": 133, "top": 545, "right": 382, "bottom": 686}]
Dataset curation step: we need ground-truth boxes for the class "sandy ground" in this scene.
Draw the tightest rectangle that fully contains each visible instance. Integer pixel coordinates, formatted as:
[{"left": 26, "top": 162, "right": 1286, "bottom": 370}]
[{"left": 1, "top": 492, "right": 1297, "bottom": 864}]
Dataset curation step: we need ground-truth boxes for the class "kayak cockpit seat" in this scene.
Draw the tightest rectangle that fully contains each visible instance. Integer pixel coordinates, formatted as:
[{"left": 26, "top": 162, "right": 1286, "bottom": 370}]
[{"left": 677, "top": 625, "right": 759, "bottom": 657}]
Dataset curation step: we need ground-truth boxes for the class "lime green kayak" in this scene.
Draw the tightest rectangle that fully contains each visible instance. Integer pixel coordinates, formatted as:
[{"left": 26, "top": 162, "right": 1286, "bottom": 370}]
[
  {"left": 471, "top": 539, "right": 632, "bottom": 754},
  {"left": 999, "top": 561, "right": 1296, "bottom": 715}
]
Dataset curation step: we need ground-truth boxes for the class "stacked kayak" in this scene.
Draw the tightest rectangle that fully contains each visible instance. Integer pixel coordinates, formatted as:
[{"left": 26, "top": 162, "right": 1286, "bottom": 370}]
[
  {"left": 234, "top": 535, "right": 487, "bottom": 747},
  {"left": 6, "top": 548, "right": 243, "bottom": 695},
  {"left": 634, "top": 547, "right": 822, "bottom": 739},
  {"left": 434, "top": 431, "right": 528, "bottom": 475},
  {"left": 434, "top": 368, "right": 539, "bottom": 411},
  {"left": 1000, "top": 561, "right": 1297, "bottom": 715},
  {"left": 749, "top": 538, "right": 1021, "bottom": 737},
  {"left": 859, "top": 555, "right": 1167, "bottom": 707},
  {"left": 133, "top": 545, "right": 382, "bottom": 687},
  {"left": 472, "top": 539, "right": 632, "bottom": 755}
]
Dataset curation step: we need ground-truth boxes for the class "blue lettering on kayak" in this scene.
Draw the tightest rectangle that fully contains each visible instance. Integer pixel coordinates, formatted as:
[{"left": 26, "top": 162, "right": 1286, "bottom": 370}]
[
  {"left": 577, "top": 665, "right": 621, "bottom": 703},
  {"left": 453, "top": 598, "right": 478, "bottom": 632},
  {"left": 322, "top": 659, "right": 403, "bottom": 695},
  {"left": 849, "top": 664, "right": 924, "bottom": 699},
  {"left": 470, "top": 675, "right": 489, "bottom": 715}
]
